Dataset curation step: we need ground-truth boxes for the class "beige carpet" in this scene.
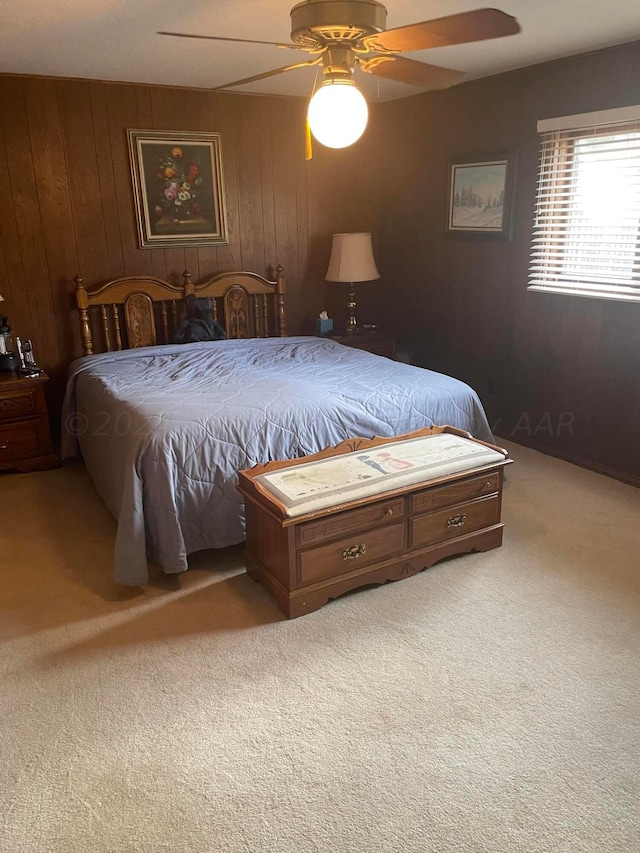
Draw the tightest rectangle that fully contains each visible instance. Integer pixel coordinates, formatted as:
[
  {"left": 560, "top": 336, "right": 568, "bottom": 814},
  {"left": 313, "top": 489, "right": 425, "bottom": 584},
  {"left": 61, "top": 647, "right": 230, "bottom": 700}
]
[{"left": 1, "top": 441, "right": 639, "bottom": 853}]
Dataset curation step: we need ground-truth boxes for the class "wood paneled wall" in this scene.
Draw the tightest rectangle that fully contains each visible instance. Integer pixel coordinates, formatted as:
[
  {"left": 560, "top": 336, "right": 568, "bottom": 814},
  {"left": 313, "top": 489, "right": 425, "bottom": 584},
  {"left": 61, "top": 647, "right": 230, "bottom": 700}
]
[
  {"left": 0, "top": 75, "right": 375, "bottom": 421},
  {"left": 371, "top": 41, "right": 640, "bottom": 484},
  {"left": 6, "top": 43, "right": 638, "bottom": 482}
]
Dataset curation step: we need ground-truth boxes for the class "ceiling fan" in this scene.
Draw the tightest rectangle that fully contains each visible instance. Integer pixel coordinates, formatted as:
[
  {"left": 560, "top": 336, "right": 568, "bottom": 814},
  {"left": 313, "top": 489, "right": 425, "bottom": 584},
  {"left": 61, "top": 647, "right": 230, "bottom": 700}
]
[{"left": 160, "top": 1, "right": 520, "bottom": 149}]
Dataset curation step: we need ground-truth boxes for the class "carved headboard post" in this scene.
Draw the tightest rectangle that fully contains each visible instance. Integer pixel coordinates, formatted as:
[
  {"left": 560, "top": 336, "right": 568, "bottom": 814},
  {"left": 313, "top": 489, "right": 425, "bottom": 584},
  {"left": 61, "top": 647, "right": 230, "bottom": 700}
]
[
  {"left": 276, "top": 265, "right": 287, "bottom": 337},
  {"left": 182, "top": 269, "right": 195, "bottom": 297},
  {"left": 74, "top": 275, "right": 94, "bottom": 356}
]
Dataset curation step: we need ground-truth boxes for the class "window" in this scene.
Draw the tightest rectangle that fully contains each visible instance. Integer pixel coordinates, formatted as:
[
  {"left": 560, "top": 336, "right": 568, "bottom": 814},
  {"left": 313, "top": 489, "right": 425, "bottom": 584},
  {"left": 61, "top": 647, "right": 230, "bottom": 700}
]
[{"left": 529, "top": 106, "right": 640, "bottom": 302}]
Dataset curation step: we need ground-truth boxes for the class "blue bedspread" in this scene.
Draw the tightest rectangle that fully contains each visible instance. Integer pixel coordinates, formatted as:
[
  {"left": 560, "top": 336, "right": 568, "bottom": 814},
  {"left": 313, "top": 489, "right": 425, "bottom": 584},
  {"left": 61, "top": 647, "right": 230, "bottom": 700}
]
[{"left": 62, "top": 337, "right": 493, "bottom": 584}]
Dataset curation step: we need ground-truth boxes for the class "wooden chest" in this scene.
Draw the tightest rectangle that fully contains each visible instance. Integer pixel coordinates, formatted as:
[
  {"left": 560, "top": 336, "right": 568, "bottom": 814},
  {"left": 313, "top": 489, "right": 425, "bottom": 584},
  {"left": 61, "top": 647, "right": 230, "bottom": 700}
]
[{"left": 238, "top": 426, "right": 512, "bottom": 619}]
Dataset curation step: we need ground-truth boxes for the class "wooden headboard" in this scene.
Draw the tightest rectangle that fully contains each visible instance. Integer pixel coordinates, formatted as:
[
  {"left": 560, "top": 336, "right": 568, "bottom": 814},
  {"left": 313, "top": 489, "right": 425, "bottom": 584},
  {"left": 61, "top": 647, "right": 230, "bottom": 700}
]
[{"left": 74, "top": 266, "right": 286, "bottom": 356}]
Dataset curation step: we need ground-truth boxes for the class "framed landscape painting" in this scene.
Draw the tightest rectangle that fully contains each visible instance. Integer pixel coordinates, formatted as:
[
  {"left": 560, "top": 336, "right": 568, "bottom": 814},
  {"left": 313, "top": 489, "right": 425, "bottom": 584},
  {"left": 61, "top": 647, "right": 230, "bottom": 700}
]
[
  {"left": 128, "top": 129, "right": 228, "bottom": 248},
  {"left": 446, "top": 153, "right": 517, "bottom": 240}
]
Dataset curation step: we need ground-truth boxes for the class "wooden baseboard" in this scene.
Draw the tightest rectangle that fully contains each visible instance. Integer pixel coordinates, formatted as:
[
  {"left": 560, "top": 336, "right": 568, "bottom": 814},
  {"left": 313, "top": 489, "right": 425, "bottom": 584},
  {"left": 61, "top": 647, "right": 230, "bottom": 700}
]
[{"left": 496, "top": 433, "right": 640, "bottom": 490}]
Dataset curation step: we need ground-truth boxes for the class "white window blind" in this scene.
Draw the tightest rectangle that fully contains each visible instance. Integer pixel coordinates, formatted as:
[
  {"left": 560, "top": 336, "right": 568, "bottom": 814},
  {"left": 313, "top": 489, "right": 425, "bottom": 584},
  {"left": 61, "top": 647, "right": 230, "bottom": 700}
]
[{"left": 529, "top": 107, "right": 640, "bottom": 302}]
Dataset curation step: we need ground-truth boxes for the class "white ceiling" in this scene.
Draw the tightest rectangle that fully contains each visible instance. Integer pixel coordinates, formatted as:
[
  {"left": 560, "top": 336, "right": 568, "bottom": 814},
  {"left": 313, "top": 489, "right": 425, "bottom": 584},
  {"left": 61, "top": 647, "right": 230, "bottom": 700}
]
[{"left": 1, "top": 0, "right": 640, "bottom": 102}]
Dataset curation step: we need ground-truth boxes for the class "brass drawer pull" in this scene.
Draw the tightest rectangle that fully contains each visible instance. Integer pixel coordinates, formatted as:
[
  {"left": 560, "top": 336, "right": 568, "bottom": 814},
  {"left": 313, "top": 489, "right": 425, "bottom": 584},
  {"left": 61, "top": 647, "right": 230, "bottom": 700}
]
[
  {"left": 342, "top": 543, "right": 367, "bottom": 560},
  {"left": 0, "top": 442, "right": 8, "bottom": 451},
  {"left": 447, "top": 513, "right": 467, "bottom": 528},
  {"left": 383, "top": 507, "right": 394, "bottom": 517}
]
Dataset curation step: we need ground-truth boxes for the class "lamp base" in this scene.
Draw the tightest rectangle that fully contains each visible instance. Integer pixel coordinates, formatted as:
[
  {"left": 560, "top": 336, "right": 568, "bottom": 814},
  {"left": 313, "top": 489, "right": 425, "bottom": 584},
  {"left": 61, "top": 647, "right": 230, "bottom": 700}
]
[{"left": 345, "top": 281, "right": 357, "bottom": 333}]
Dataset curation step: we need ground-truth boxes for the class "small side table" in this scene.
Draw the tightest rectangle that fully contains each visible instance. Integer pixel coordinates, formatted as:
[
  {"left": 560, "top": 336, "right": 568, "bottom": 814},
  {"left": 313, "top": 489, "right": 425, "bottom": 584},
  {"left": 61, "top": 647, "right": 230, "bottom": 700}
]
[
  {"left": 329, "top": 329, "right": 396, "bottom": 359},
  {"left": 0, "top": 372, "right": 59, "bottom": 472}
]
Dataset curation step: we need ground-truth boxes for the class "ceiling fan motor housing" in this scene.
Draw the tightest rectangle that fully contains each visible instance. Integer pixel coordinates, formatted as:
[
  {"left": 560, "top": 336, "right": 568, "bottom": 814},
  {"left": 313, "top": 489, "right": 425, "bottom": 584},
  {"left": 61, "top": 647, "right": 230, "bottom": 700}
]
[{"left": 290, "top": 0, "right": 387, "bottom": 48}]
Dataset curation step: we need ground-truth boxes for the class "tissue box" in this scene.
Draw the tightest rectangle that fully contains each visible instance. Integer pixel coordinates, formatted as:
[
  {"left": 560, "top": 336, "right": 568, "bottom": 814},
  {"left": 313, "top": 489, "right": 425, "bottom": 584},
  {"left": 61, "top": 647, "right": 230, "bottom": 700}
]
[{"left": 316, "top": 318, "right": 333, "bottom": 336}]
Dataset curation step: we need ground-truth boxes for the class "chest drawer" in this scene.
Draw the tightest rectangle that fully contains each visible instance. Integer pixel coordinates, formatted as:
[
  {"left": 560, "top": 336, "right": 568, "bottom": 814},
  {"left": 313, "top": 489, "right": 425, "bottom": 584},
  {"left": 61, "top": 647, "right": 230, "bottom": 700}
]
[
  {"left": 299, "top": 521, "right": 405, "bottom": 586},
  {"left": 410, "top": 495, "right": 500, "bottom": 549},
  {"left": 0, "top": 386, "right": 39, "bottom": 421},
  {"left": 360, "top": 341, "right": 394, "bottom": 358},
  {"left": 0, "top": 418, "right": 45, "bottom": 463},
  {"left": 334, "top": 333, "right": 396, "bottom": 359},
  {"left": 297, "top": 497, "right": 404, "bottom": 546},
  {"left": 411, "top": 472, "right": 499, "bottom": 515}
]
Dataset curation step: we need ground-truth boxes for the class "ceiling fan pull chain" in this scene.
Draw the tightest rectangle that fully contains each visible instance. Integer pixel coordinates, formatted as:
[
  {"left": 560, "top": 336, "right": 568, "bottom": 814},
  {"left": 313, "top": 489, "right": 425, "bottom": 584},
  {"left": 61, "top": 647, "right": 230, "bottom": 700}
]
[
  {"left": 305, "top": 117, "right": 313, "bottom": 162},
  {"left": 311, "top": 66, "right": 320, "bottom": 97},
  {"left": 305, "top": 67, "right": 321, "bottom": 162}
]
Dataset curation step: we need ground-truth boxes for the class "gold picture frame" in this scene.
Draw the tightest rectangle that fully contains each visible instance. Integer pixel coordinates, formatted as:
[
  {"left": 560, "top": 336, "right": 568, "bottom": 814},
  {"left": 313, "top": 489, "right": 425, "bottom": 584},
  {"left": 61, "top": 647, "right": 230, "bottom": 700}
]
[{"left": 128, "top": 129, "right": 228, "bottom": 248}]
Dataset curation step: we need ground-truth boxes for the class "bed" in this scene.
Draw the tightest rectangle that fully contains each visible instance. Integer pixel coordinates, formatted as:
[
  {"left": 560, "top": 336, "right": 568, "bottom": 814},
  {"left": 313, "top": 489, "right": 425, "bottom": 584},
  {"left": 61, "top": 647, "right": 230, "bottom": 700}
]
[{"left": 62, "top": 266, "right": 494, "bottom": 585}]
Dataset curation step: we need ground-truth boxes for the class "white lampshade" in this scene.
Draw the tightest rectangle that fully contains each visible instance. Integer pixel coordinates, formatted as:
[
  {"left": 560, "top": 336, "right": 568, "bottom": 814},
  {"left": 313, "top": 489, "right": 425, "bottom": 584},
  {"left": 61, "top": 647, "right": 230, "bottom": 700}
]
[
  {"left": 325, "top": 233, "right": 380, "bottom": 283},
  {"left": 308, "top": 79, "right": 368, "bottom": 150}
]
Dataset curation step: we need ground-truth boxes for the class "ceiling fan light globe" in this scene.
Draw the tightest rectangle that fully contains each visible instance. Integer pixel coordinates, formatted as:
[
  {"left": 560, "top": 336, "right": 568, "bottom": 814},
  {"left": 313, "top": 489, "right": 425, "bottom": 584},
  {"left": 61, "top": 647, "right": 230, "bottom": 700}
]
[{"left": 307, "top": 80, "right": 368, "bottom": 149}]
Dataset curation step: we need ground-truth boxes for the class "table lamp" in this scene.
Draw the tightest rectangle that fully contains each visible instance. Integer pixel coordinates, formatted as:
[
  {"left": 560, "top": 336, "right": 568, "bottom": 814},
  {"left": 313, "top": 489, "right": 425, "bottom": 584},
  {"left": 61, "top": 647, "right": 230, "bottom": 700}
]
[{"left": 325, "top": 232, "right": 380, "bottom": 333}]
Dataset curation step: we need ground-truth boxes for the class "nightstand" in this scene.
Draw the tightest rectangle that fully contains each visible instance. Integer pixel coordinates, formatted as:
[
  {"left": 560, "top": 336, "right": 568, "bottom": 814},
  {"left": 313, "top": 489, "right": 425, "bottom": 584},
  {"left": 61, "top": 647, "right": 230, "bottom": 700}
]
[
  {"left": 0, "top": 372, "right": 59, "bottom": 472},
  {"left": 329, "top": 329, "right": 396, "bottom": 359}
]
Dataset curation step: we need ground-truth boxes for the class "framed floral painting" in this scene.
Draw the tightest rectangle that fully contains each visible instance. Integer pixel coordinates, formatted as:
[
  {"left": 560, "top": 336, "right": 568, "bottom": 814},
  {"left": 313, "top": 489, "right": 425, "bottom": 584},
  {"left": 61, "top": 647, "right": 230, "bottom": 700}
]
[{"left": 128, "top": 129, "right": 228, "bottom": 248}]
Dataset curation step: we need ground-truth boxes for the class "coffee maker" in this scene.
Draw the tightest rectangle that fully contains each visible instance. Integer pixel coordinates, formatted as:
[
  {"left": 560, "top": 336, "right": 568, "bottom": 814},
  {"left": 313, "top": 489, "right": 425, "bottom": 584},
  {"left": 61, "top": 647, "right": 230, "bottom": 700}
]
[{"left": 0, "top": 313, "right": 19, "bottom": 372}]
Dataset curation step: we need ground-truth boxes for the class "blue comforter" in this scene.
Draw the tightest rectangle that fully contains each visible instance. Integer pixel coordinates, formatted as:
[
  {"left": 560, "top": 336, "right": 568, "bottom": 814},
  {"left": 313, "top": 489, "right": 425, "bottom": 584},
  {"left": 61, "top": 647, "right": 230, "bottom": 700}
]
[{"left": 62, "top": 337, "right": 493, "bottom": 584}]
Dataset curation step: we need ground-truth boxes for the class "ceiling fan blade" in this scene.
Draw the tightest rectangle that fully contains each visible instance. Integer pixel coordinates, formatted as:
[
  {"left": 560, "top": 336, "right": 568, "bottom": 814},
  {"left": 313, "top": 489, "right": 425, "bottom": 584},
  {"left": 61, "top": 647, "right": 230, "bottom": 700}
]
[
  {"left": 158, "top": 31, "right": 302, "bottom": 50},
  {"left": 214, "top": 58, "right": 323, "bottom": 91},
  {"left": 361, "top": 55, "right": 465, "bottom": 89},
  {"left": 361, "top": 9, "right": 520, "bottom": 53}
]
